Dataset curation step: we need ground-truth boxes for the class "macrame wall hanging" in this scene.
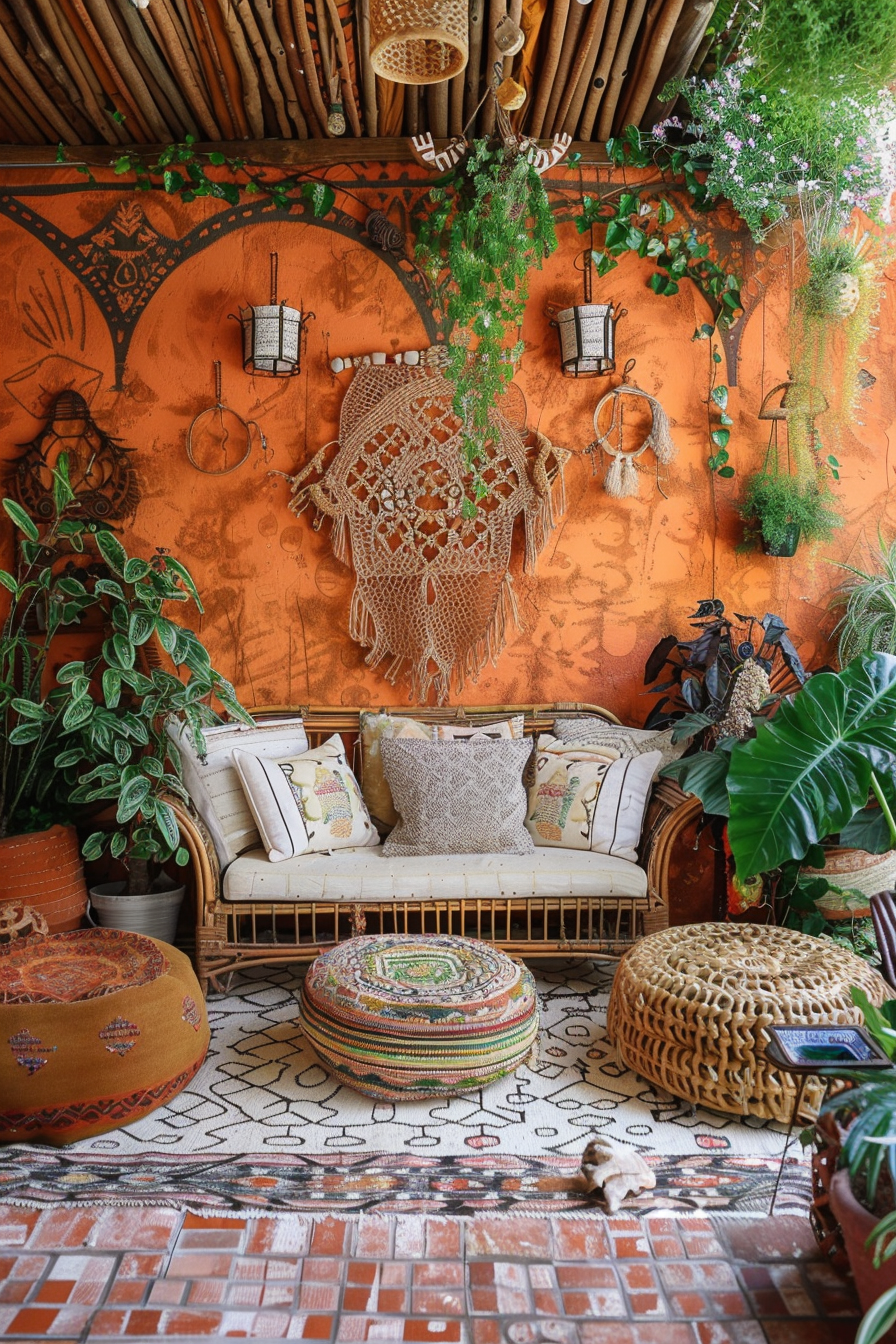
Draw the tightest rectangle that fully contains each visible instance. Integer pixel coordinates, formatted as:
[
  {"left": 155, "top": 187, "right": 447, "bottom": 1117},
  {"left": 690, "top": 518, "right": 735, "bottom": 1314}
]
[
  {"left": 585, "top": 363, "right": 677, "bottom": 499},
  {"left": 290, "top": 358, "right": 569, "bottom": 704}
]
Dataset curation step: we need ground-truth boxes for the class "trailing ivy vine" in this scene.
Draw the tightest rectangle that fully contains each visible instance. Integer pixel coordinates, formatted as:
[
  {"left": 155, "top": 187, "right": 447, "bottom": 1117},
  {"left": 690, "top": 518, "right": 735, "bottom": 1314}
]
[{"left": 414, "top": 137, "right": 557, "bottom": 511}]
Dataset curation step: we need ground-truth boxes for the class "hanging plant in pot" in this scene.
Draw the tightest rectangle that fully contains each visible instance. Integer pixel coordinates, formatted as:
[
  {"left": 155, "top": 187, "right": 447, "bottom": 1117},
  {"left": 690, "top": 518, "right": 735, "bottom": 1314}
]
[
  {"left": 739, "top": 470, "right": 842, "bottom": 557},
  {"left": 0, "top": 459, "right": 253, "bottom": 941}
]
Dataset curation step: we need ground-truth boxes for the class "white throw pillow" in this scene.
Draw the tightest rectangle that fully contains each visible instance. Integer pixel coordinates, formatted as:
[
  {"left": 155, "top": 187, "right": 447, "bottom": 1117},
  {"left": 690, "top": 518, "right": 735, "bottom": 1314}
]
[
  {"left": 233, "top": 735, "right": 378, "bottom": 862},
  {"left": 431, "top": 715, "right": 525, "bottom": 742},
  {"left": 526, "top": 735, "right": 661, "bottom": 863}
]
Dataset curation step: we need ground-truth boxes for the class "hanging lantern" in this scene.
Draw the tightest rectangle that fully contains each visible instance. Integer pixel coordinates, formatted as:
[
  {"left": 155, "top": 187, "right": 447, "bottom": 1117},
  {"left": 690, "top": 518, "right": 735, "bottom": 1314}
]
[
  {"left": 235, "top": 253, "right": 314, "bottom": 378},
  {"left": 369, "top": 0, "right": 468, "bottom": 84},
  {"left": 547, "top": 252, "right": 625, "bottom": 378}
]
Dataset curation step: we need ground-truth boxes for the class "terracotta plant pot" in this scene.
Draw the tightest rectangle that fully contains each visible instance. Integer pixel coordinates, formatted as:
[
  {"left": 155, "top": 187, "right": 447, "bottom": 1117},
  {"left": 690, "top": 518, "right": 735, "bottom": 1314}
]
[
  {"left": 0, "top": 824, "right": 88, "bottom": 932},
  {"left": 830, "top": 1168, "right": 896, "bottom": 1339},
  {"left": 762, "top": 525, "right": 801, "bottom": 557}
]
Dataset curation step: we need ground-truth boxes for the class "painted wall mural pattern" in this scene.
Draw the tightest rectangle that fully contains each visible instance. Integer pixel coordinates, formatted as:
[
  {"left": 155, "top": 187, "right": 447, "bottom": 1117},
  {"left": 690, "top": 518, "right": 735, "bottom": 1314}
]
[{"left": 1, "top": 163, "right": 895, "bottom": 723}]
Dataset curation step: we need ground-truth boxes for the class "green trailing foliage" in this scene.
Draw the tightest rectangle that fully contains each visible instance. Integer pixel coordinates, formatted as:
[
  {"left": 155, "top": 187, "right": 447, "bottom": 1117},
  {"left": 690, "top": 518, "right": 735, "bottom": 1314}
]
[
  {"left": 0, "top": 458, "right": 253, "bottom": 889},
  {"left": 415, "top": 137, "right": 557, "bottom": 505},
  {"left": 831, "top": 534, "right": 896, "bottom": 667},
  {"left": 753, "top": 0, "right": 896, "bottom": 108},
  {"left": 56, "top": 134, "right": 336, "bottom": 217},
  {"left": 693, "top": 328, "right": 735, "bottom": 478}
]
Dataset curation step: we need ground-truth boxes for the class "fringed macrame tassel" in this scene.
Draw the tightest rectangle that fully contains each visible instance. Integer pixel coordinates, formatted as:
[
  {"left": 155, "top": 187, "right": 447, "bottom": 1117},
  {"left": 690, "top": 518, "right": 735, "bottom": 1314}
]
[
  {"left": 604, "top": 452, "right": 639, "bottom": 498},
  {"left": 649, "top": 400, "right": 677, "bottom": 464}
]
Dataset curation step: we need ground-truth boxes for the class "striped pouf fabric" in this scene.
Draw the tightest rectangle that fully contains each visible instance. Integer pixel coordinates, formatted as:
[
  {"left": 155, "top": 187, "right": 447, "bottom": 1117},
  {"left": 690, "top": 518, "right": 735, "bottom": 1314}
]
[{"left": 299, "top": 934, "right": 539, "bottom": 1100}]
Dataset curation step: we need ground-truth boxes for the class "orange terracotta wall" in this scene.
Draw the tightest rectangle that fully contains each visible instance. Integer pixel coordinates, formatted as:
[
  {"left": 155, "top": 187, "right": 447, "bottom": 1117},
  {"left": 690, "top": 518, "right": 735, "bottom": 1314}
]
[{"left": 1, "top": 162, "right": 894, "bottom": 723}]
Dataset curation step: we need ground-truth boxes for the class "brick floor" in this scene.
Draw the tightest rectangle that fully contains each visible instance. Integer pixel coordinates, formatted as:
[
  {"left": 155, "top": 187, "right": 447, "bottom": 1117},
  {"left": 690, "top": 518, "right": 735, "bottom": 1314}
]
[{"left": 0, "top": 1205, "right": 860, "bottom": 1341}]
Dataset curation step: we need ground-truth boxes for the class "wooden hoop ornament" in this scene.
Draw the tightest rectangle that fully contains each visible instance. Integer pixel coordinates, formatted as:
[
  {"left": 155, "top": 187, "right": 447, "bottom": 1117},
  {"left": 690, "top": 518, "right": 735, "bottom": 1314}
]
[
  {"left": 587, "top": 363, "right": 677, "bottom": 498},
  {"left": 186, "top": 361, "right": 268, "bottom": 476}
]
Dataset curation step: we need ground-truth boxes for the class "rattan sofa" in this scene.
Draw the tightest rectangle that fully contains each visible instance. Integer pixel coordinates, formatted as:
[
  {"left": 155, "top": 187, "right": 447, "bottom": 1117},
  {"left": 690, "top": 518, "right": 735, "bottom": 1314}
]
[{"left": 166, "top": 703, "right": 708, "bottom": 995}]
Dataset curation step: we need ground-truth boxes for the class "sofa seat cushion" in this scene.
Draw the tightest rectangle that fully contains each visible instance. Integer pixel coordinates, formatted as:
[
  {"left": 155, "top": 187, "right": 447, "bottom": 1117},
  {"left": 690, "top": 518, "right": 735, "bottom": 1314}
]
[{"left": 222, "top": 845, "right": 649, "bottom": 903}]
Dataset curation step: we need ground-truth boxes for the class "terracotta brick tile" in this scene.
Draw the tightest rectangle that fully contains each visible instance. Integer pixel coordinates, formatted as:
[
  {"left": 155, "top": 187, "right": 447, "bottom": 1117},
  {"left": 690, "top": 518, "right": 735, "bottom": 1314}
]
[
  {"left": 533, "top": 1288, "right": 564, "bottom": 1314},
  {"left": 551, "top": 1219, "right": 611, "bottom": 1261},
  {"left": 467, "top": 1216, "right": 552, "bottom": 1258},
  {"left": 9, "top": 1254, "right": 50, "bottom": 1279},
  {"left": 302, "top": 1257, "right": 345, "bottom": 1283},
  {"left": 166, "top": 1251, "right": 235, "bottom": 1278},
  {"left": 613, "top": 1235, "right": 651, "bottom": 1258},
  {"left": 300, "top": 1315, "right": 337, "bottom": 1339},
  {"left": 380, "top": 1263, "right": 410, "bottom": 1287},
  {"left": 69, "top": 1280, "right": 113, "bottom": 1308},
  {"left": 266, "top": 1257, "right": 303, "bottom": 1281},
  {"left": 27, "top": 1211, "right": 98, "bottom": 1251},
  {"left": 739, "top": 1266, "right": 773, "bottom": 1289},
  {"left": 697, "top": 1324, "right": 769, "bottom": 1344},
  {"left": 814, "top": 1287, "right": 860, "bottom": 1317},
  {"left": 378, "top": 1288, "right": 409, "bottom": 1313},
  {"left": 262, "top": 1283, "right": 295, "bottom": 1309},
  {"left": 608, "top": 1216, "right": 642, "bottom": 1233},
  {"left": 710, "top": 1291, "right": 751, "bottom": 1317},
  {"left": 365, "top": 1321, "right": 405, "bottom": 1342},
  {"left": 299, "top": 1282, "right": 340, "bottom": 1311},
  {"left": 413, "top": 1260, "right": 463, "bottom": 1286},
  {"left": 425, "top": 1218, "right": 462, "bottom": 1259},
  {"left": 0, "top": 1279, "right": 32, "bottom": 1304},
  {"left": 0, "top": 1255, "right": 14, "bottom": 1276},
  {"left": 402, "top": 1321, "right": 462, "bottom": 1342},
  {"left": 659, "top": 1262, "right": 699, "bottom": 1288},
  {"left": 175, "top": 1228, "right": 246, "bottom": 1251},
  {"left": 748, "top": 1287, "right": 789, "bottom": 1316},
  {"left": 226, "top": 1281, "right": 264, "bottom": 1306},
  {"left": 562, "top": 1287, "right": 627, "bottom": 1316},
  {"left": 576, "top": 1327, "right": 639, "bottom": 1344},
  {"left": 310, "top": 1218, "right": 352, "bottom": 1257},
  {"left": 336, "top": 1316, "right": 372, "bottom": 1341},
  {"left": 468, "top": 1263, "right": 495, "bottom": 1287},
  {"left": 342, "top": 1286, "right": 375, "bottom": 1311},
  {"left": 245, "top": 1219, "right": 311, "bottom": 1257},
  {"left": 629, "top": 1291, "right": 667, "bottom": 1316},
  {"left": 650, "top": 1236, "right": 686, "bottom": 1259},
  {"left": 469, "top": 1286, "right": 497, "bottom": 1313},
  {"left": 123, "top": 1308, "right": 163, "bottom": 1334},
  {"left": 720, "top": 1216, "right": 821, "bottom": 1263},
  {"left": 182, "top": 1214, "right": 247, "bottom": 1230},
  {"left": 155, "top": 1308, "right": 225, "bottom": 1335},
  {"left": 769, "top": 1265, "right": 816, "bottom": 1315},
  {"left": 243, "top": 1309, "right": 291, "bottom": 1337},
  {"left": 803, "top": 1262, "right": 852, "bottom": 1292},
  {"left": 10, "top": 1306, "right": 61, "bottom": 1333},
  {"left": 88, "top": 1209, "right": 180, "bottom": 1251},
  {"left": 621, "top": 1263, "right": 659, "bottom": 1291},
  {"left": 528, "top": 1264, "right": 556, "bottom": 1288},
  {"left": 471, "top": 1320, "right": 503, "bottom": 1344},
  {"left": 761, "top": 1325, "right": 862, "bottom": 1344},
  {"left": 647, "top": 1217, "right": 685, "bottom": 1237},
  {"left": 681, "top": 1233, "right": 726, "bottom": 1259},
  {"left": 495, "top": 1287, "right": 531, "bottom": 1315},
  {"left": 119, "top": 1252, "right": 164, "bottom": 1278},
  {"left": 394, "top": 1216, "right": 427, "bottom": 1260},
  {"left": 584, "top": 1328, "right": 694, "bottom": 1344},
  {"left": 35, "top": 1280, "right": 74, "bottom": 1304},
  {"left": 668, "top": 1290, "right": 711, "bottom": 1317},
  {"left": 106, "top": 1280, "right": 147, "bottom": 1306},
  {"left": 233, "top": 1258, "right": 267, "bottom": 1282},
  {"left": 506, "top": 1321, "right": 577, "bottom": 1344},
  {"left": 557, "top": 1265, "right": 618, "bottom": 1289},
  {"left": 347, "top": 1261, "right": 378, "bottom": 1285},
  {"left": 87, "top": 1307, "right": 130, "bottom": 1335},
  {"left": 411, "top": 1288, "right": 465, "bottom": 1315},
  {"left": 187, "top": 1278, "right": 228, "bottom": 1305},
  {"left": 0, "top": 1213, "right": 39, "bottom": 1248},
  {"left": 355, "top": 1218, "right": 393, "bottom": 1259},
  {"left": 44, "top": 1305, "right": 92, "bottom": 1334}
]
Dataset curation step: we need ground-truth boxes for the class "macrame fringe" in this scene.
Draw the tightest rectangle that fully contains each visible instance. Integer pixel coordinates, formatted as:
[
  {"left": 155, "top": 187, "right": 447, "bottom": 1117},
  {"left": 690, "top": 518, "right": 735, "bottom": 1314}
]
[
  {"left": 604, "top": 453, "right": 640, "bottom": 498},
  {"left": 525, "top": 432, "right": 569, "bottom": 574}
]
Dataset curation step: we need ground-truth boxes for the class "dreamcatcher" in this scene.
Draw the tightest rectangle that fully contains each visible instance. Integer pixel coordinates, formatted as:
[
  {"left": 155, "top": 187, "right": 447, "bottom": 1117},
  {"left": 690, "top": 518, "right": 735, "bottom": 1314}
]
[
  {"left": 290, "top": 359, "right": 568, "bottom": 704},
  {"left": 586, "top": 362, "right": 677, "bottom": 498},
  {"left": 186, "top": 361, "right": 268, "bottom": 475}
]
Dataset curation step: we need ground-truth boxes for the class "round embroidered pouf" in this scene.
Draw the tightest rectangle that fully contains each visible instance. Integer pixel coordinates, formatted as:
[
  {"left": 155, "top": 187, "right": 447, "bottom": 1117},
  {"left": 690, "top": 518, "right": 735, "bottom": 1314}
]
[
  {"left": 0, "top": 927, "right": 210, "bottom": 1145},
  {"left": 299, "top": 934, "right": 539, "bottom": 1100}
]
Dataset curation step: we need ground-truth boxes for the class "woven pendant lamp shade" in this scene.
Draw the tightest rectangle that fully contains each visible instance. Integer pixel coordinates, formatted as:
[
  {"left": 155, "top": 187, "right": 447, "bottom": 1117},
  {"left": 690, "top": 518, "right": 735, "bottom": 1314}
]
[{"left": 369, "top": 0, "right": 468, "bottom": 84}]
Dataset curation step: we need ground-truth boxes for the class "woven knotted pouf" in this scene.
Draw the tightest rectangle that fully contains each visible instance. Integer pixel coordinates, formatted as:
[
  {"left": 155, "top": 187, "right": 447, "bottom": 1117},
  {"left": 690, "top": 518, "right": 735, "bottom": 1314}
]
[
  {"left": 607, "top": 922, "right": 895, "bottom": 1123},
  {"left": 0, "top": 927, "right": 209, "bottom": 1145},
  {"left": 299, "top": 934, "right": 539, "bottom": 1100}
]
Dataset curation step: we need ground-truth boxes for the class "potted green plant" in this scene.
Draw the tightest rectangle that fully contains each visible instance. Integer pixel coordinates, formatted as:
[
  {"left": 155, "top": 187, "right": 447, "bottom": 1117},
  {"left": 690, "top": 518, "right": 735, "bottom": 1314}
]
[
  {"left": 740, "top": 470, "right": 842, "bottom": 557},
  {"left": 1, "top": 459, "right": 252, "bottom": 939},
  {"left": 831, "top": 534, "right": 896, "bottom": 666}
]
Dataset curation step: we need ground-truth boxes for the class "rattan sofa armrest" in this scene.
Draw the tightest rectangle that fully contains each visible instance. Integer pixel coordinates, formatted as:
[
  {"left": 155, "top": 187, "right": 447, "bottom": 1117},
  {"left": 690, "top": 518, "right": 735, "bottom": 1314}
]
[
  {"left": 640, "top": 779, "right": 705, "bottom": 930},
  {"left": 166, "top": 795, "right": 221, "bottom": 927}
]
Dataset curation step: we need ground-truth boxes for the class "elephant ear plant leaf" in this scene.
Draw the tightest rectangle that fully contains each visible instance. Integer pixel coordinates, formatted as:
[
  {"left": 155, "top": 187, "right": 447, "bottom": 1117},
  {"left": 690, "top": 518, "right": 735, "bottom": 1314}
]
[{"left": 726, "top": 654, "right": 896, "bottom": 879}]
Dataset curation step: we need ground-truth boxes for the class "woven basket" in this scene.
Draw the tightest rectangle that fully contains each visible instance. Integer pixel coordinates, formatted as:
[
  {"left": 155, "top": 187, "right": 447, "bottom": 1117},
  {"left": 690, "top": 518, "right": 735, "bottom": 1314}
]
[
  {"left": 369, "top": 0, "right": 468, "bottom": 84},
  {"left": 607, "top": 922, "right": 894, "bottom": 1123},
  {"left": 802, "top": 845, "right": 896, "bottom": 898},
  {"left": 0, "top": 825, "right": 88, "bottom": 933}
]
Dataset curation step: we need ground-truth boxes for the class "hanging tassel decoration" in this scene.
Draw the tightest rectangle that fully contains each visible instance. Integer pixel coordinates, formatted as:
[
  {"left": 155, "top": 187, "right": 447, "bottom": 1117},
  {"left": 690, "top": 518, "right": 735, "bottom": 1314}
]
[
  {"left": 647, "top": 398, "right": 677, "bottom": 465},
  {"left": 604, "top": 451, "right": 639, "bottom": 498}
]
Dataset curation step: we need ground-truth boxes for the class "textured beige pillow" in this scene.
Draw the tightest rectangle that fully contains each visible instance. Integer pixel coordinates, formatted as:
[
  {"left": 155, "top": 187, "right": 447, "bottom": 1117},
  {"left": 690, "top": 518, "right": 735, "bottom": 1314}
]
[
  {"left": 381, "top": 738, "right": 534, "bottom": 857},
  {"left": 552, "top": 717, "right": 686, "bottom": 781},
  {"left": 432, "top": 715, "right": 524, "bottom": 742},
  {"left": 359, "top": 711, "right": 431, "bottom": 832},
  {"left": 527, "top": 735, "right": 661, "bottom": 863}
]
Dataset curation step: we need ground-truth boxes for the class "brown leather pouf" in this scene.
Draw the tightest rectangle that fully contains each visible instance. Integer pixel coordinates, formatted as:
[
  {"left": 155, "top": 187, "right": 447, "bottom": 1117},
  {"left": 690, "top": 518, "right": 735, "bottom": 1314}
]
[{"left": 0, "top": 927, "right": 209, "bottom": 1145}]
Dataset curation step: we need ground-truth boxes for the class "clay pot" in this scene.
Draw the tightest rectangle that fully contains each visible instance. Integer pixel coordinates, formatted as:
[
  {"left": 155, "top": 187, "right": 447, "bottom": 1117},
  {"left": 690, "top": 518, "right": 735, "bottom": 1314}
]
[
  {"left": 0, "top": 825, "right": 88, "bottom": 932},
  {"left": 830, "top": 1168, "right": 896, "bottom": 1339}
]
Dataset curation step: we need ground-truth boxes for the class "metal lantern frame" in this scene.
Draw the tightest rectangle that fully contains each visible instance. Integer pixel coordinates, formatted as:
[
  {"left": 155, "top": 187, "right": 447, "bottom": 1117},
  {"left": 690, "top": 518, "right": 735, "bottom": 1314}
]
[
  {"left": 548, "top": 251, "right": 625, "bottom": 379},
  {"left": 234, "top": 252, "right": 314, "bottom": 378}
]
